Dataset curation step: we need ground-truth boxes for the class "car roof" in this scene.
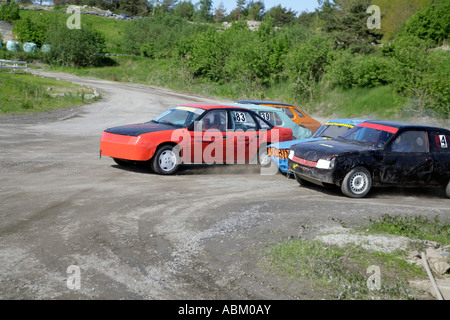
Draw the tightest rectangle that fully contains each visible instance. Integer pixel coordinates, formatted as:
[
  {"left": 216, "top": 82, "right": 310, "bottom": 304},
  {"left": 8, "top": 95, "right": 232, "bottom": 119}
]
[
  {"left": 324, "top": 119, "right": 368, "bottom": 126},
  {"left": 230, "top": 103, "right": 284, "bottom": 112},
  {"left": 235, "top": 100, "right": 295, "bottom": 107},
  {"left": 179, "top": 104, "right": 248, "bottom": 110},
  {"left": 362, "top": 120, "right": 450, "bottom": 132}
]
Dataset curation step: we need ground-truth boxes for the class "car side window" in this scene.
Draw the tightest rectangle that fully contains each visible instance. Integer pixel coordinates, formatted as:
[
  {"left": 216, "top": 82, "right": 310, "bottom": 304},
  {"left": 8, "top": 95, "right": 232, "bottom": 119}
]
[
  {"left": 292, "top": 108, "right": 305, "bottom": 118},
  {"left": 429, "top": 131, "right": 450, "bottom": 153},
  {"left": 277, "top": 107, "right": 294, "bottom": 118},
  {"left": 230, "top": 110, "right": 257, "bottom": 131},
  {"left": 197, "top": 110, "right": 227, "bottom": 132},
  {"left": 388, "top": 130, "right": 428, "bottom": 153},
  {"left": 274, "top": 113, "right": 283, "bottom": 126}
]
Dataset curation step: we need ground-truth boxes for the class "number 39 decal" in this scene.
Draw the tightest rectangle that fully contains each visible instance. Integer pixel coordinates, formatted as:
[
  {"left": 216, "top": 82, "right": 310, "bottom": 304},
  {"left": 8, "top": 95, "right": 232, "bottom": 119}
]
[
  {"left": 259, "top": 112, "right": 271, "bottom": 122},
  {"left": 235, "top": 112, "right": 246, "bottom": 122}
]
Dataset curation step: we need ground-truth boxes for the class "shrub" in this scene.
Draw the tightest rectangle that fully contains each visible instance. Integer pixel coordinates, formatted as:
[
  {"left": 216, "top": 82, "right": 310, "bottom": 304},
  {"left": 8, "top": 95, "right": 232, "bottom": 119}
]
[
  {"left": 13, "top": 17, "right": 48, "bottom": 47},
  {"left": 44, "top": 24, "right": 106, "bottom": 67},
  {"left": 0, "top": 2, "right": 20, "bottom": 22}
]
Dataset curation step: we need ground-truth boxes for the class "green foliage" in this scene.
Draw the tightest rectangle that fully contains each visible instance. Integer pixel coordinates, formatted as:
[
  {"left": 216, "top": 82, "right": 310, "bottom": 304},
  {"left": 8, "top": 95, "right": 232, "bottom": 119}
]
[
  {"left": 402, "top": 0, "right": 450, "bottom": 46},
  {"left": 123, "top": 14, "right": 204, "bottom": 57},
  {"left": 319, "top": 0, "right": 383, "bottom": 53},
  {"left": 44, "top": 24, "right": 106, "bottom": 67},
  {"left": 284, "top": 33, "right": 334, "bottom": 100},
  {"left": 12, "top": 17, "right": 48, "bottom": 47},
  {"left": 0, "top": 2, "right": 20, "bottom": 22},
  {"left": 387, "top": 35, "right": 450, "bottom": 117},
  {"left": 325, "top": 50, "right": 395, "bottom": 88},
  {"left": 367, "top": 214, "right": 450, "bottom": 245}
]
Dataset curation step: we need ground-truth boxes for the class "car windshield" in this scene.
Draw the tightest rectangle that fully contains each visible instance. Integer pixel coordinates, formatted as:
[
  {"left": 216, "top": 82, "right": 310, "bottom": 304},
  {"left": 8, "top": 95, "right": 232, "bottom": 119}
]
[
  {"left": 338, "top": 125, "right": 396, "bottom": 148},
  {"left": 151, "top": 106, "right": 205, "bottom": 127},
  {"left": 314, "top": 123, "right": 354, "bottom": 139}
]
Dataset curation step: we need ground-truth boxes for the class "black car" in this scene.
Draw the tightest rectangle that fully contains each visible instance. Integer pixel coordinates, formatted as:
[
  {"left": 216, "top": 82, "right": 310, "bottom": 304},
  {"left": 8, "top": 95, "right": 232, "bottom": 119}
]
[{"left": 288, "top": 120, "right": 450, "bottom": 198}]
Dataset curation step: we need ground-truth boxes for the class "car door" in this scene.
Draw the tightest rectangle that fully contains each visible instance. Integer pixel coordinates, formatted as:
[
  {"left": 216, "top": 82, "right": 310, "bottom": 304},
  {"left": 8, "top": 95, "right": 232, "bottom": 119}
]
[
  {"left": 189, "top": 110, "right": 227, "bottom": 164},
  {"left": 379, "top": 130, "right": 434, "bottom": 185},
  {"left": 428, "top": 130, "right": 450, "bottom": 186},
  {"left": 226, "top": 110, "right": 261, "bottom": 164}
]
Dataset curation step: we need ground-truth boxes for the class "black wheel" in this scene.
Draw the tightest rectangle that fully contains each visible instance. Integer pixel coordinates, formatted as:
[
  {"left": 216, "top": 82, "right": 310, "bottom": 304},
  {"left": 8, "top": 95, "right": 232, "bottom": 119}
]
[
  {"left": 294, "top": 173, "right": 312, "bottom": 186},
  {"left": 446, "top": 180, "right": 450, "bottom": 198},
  {"left": 151, "top": 144, "right": 180, "bottom": 175},
  {"left": 341, "top": 166, "right": 372, "bottom": 198}
]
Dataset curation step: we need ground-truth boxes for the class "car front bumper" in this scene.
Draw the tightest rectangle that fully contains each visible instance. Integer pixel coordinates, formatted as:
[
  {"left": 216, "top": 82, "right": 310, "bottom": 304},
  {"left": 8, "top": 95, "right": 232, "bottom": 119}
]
[{"left": 288, "top": 159, "right": 336, "bottom": 186}]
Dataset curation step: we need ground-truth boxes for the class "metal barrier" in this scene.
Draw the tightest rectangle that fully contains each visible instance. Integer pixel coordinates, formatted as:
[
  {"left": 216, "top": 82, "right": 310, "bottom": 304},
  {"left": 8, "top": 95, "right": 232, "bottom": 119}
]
[{"left": 0, "top": 59, "right": 28, "bottom": 72}]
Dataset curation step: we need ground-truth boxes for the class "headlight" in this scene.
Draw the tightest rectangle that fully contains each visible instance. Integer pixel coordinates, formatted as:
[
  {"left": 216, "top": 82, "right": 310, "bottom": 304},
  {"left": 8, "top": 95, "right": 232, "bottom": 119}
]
[
  {"left": 316, "top": 158, "right": 335, "bottom": 169},
  {"left": 288, "top": 150, "right": 295, "bottom": 160}
]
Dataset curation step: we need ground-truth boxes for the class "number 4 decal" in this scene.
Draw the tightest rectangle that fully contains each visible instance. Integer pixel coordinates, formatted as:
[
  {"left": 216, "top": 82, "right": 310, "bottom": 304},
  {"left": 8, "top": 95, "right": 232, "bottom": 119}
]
[{"left": 440, "top": 135, "right": 448, "bottom": 148}]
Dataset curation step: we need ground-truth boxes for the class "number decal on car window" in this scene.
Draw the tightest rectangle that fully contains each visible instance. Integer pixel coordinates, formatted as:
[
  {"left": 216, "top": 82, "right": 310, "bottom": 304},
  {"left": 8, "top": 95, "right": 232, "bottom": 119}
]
[
  {"left": 235, "top": 112, "right": 246, "bottom": 122},
  {"left": 259, "top": 112, "right": 271, "bottom": 121},
  {"left": 440, "top": 135, "right": 448, "bottom": 148}
]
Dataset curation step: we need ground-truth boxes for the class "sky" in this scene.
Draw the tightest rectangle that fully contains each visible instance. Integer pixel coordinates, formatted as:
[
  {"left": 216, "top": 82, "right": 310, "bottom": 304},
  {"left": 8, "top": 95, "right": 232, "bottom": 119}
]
[{"left": 212, "top": 0, "right": 320, "bottom": 15}]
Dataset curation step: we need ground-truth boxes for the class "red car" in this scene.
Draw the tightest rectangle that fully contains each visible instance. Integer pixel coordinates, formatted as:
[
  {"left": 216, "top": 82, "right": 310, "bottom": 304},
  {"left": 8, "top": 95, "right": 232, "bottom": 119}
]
[{"left": 100, "top": 104, "right": 293, "bottom": 174}]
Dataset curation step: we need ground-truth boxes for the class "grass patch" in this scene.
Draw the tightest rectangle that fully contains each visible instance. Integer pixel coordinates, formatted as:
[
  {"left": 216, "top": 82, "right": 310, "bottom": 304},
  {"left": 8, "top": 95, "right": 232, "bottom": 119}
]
[
  {"left": 310, "top": 85, "right": 408, "bottom": 119},
  {"left": 265, "top": 238, "right": 425, "bottom": 300},
  {"left": 0, "top": 71, "right": 96, "bottom": 114},
  {"left": 18, "top": 9, "right": 130, "bottom": 54},
  {"left": 365, "top": 214, "right": 450, "bottom": 246}
]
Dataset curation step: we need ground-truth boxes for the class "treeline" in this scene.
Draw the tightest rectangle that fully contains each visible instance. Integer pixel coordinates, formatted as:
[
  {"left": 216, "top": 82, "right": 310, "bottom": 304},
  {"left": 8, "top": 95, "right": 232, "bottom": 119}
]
[{"left": 2, "top": 0, "right": 449, "bottom": 117}]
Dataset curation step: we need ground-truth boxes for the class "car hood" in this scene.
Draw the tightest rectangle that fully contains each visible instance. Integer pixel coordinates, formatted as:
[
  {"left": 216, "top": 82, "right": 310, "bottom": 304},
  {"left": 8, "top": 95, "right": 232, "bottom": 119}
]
[
  {"left": 104, "top": 122, "right": 177, "bottom": 136},
  {"left": 270, "top": 137, "right": 326, "bottom": 150},
  {"left": 291, "top": 139, "right": 370, "bottom": 162}
]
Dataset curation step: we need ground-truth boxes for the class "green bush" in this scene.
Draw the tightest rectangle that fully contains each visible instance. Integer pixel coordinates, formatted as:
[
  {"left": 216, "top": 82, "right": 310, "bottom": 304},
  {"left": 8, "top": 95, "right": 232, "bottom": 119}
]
[
  {"left": 388, "top": 35, "right": 449, "bottom": 117},
  {"left": 44, "top": 24, "right": 106, "bottom": 67},
  {"left": 284, "top": 32, "right": 334, "bottom": 100},
  {"left": 325, "top": 50, "right": 395, "bottom": 89},
  {"left": 13, "top": 17, "right": 48, "bottom": 47},
  {"left": 0, "top": 2, "right": 20, "bottom": 22},
  {"left": 402, "top": 0, "right": 450, "bottom": 46}
]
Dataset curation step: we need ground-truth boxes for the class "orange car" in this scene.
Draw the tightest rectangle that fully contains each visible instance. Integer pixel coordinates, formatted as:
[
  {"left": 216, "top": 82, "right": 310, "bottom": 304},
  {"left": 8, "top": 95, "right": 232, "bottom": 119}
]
[{"left": 236, "top": 100, "right": 322, "bottom": 134}]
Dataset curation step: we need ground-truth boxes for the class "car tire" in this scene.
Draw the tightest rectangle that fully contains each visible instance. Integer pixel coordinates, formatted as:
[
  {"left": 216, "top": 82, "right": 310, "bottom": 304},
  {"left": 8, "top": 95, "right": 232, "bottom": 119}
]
[
  {"left": 341, "top": 166, "right": 372, "bottom": 198},
  {"left": 294, "top": 173, "right": 312, "bottom": 186},
  {"left": 446, "top": 180, "right": 450, "bottom": 198},
  {"left": 151, "top": 144, "right": 180, "bottom": 175}
]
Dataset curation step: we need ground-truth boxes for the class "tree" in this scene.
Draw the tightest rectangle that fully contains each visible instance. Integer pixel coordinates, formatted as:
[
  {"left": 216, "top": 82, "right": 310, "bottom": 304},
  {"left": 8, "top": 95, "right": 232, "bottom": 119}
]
[
  {"left": 319, "top": 0, "right": 383, "bottom": 53},
  {"left": 247, "top": 0, "right": 264, "bottom": 21},
  {"left": 195, "top": 0, "right": 213, "bottom": 22},
  {"left": 214, "top": 1, "right": 226, "bottom": 23},
  {"left": 264, "top": 5, "right": 297, "bottom": 26},
  {"left": 174, "top": 1, "right": 194, "bottom": 19}
]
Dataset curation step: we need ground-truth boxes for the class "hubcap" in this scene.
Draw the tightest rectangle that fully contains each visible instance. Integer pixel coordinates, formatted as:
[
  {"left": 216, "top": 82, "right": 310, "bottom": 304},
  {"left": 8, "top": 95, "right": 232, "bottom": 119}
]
[
  {"left": 349, "top": 173, "right": 368, "bottom": 195},
  {"left": 159, "top": 150, "right": 176, "bottom": 172}
]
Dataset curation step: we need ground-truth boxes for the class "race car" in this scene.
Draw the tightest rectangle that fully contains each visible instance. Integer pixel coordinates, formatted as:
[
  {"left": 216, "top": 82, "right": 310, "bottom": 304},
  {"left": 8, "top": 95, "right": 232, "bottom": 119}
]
[
  {"left": 288, "top": 120, "right": 450, "bottom": 198},
  {"left": 268, "top": 119, "right": 367, "bottom": 173},
  {"left": 231, "top": 103, "right": 313, "bottom": 140},
  {"left": 235, "top": 100, "right": 322, "bottom": 134},
  {"left": 100, "top": 104, "right": 293, "bottom": 175}
]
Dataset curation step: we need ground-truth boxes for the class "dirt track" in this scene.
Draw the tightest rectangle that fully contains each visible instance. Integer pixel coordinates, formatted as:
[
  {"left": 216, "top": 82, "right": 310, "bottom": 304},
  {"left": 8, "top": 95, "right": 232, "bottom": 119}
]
[{"left": 0, "top": 70, "right": 449, "bottom": 300}]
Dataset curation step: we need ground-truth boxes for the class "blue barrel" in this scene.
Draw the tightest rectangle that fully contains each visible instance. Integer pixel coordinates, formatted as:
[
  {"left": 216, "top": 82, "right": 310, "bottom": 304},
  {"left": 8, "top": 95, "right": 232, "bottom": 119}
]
[
  {"left": 6, "top": 40, "right": 20, "bottom": 51},
  {"left": 23, "top": 42, "right": 37, "bottom": 53},
  {"left": 0, "top": 41, "right": 2, "bottom": 50},
  {"left": 41, "top": 44, "right": 51, "bottom": 53}
]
